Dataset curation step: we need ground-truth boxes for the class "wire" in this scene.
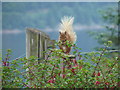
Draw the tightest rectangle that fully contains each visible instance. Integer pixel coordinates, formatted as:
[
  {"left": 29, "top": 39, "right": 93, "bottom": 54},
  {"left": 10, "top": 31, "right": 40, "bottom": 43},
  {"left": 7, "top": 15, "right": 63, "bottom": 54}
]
[
  {"left": 15, "top": 53, "right": 26, "bottom": 59},
  {"left": 3, "top": 49, "right": 119, "bottom": 62},
  {"left": 9, "top": 53, "right": 26, "bottom": 61},
  {"left": 81, "top": 50, "right": 120, "bottom": 54}
]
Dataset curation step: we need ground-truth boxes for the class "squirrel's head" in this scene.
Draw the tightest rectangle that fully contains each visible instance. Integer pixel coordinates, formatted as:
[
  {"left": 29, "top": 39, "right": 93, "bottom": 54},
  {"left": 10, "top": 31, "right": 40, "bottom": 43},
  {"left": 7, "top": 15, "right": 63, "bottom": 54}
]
[
  {"left": 59, "top": 31, "right": 67, "bottom": 37},
  {"left": 59, "top": 31, "right": 68, "bottom": 42}
]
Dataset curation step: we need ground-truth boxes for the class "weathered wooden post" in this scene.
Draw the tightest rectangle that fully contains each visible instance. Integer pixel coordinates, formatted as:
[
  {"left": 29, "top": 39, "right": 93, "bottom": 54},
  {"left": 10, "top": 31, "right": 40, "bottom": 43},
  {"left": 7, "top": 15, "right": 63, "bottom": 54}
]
[
  {"left": 26, "top": 28, "right": 51, "bottom": 87},
  {"left": 26, "top": 28, "right": 50, "bottom": 60}
]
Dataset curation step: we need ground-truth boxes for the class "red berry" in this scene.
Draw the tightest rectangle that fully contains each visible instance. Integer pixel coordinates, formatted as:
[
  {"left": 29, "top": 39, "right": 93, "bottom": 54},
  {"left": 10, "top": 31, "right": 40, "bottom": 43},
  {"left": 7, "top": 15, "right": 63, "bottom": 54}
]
[
  {"left": 3, "top": 62, "right": 6, "bottom": 66},
  {"left": 55, "top": 67, "right": 59, "bottom": 69},
  {"left": 47, "top": 80, "right": 55, "bottom": 83},
  {"left": 52, "top": 75, "right": 56, "bottom": 78},
  {"left": 58, "top": 73, "right": 60, "bottom": 76},
  {"left": 71, "top": 68, "right": 75, "bottom": 73},
  {"left": 73, "top": 65, "right": 78, "bottom": 68},
  {"left": 97, "top": 72, "right": 100, "bottom": 76},
  {"left": 111, "top": 86, "right": 115, "bottom": 88},
  {"left": 73, "top": 65, "right": 82, "bottom": 70},
  {"left": 105, "top": 82, "right": 109, "bottom": 85},
  {"left": 95, "top": 81, "right": 100, "bottom": 85},
  {"left": 71, "top": 68, "right": 76, "bottom": 75},
  {"left": 62, "top": 74, "right": 66, "bottom": 78},
  {"left": 79, "top": 66, "right": 82, "bottom": 69}
]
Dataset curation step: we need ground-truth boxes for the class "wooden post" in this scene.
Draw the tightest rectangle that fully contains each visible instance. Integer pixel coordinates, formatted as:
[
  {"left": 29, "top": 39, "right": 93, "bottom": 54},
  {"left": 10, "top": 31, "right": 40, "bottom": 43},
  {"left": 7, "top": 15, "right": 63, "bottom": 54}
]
[
  {"left": 26, "top": 28, "right": 50, "bottom": 87},
  {"left": 26, "top": 28, "right": 50, "bottom": 60}
]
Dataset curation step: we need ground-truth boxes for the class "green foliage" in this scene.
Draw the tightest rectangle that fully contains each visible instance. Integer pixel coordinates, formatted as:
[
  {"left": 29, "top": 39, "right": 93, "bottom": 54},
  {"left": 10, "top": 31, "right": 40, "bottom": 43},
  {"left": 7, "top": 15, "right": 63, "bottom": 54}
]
[
  {"left": 89, "top": 8, "right": 119, "bottom": 50},
  {"left": 2, "top": 41, "right": 119, "bottom": 88}
]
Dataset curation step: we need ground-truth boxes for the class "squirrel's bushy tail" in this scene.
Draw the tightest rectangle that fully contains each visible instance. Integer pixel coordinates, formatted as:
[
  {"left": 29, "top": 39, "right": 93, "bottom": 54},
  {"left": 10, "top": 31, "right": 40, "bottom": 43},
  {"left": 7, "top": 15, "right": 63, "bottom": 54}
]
[{"left": 59, "top": 16, "right": 77, "bottom": 43}]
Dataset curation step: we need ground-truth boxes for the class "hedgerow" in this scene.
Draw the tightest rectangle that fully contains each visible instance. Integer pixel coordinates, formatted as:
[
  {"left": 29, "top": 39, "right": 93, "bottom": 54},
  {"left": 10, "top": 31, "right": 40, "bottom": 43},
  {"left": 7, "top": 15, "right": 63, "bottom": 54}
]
[{"left": 2, "top": 41, "right": 119, "bottom": 88}]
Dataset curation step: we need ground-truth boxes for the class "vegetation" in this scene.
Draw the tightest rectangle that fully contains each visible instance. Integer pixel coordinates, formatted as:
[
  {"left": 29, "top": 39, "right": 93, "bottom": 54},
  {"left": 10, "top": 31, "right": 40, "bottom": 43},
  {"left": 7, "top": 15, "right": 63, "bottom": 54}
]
[
  {"left": 2, "top": 2, "right": 116, "bottom": 30},
  {"left": 2, "top": 41, "right": 119, "bottom": 88},
  {"left": 2, "top": 2, "right": 119, "bottom": 89},
  {"left": 89, "top": 7, "right": 119, "bottom": 50}
]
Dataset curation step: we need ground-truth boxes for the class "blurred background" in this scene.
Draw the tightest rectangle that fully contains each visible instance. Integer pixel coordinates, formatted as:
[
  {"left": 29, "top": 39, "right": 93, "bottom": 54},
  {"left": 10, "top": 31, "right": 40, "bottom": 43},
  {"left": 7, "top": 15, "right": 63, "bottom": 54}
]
[{"left": 2, "top": 2, "right": 118, "bottom": 59}]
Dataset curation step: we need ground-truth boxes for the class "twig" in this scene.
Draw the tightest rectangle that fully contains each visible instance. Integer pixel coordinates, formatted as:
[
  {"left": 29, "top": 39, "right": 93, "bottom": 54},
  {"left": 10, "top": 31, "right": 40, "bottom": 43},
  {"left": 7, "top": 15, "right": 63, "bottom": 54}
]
[
  {"left": 92, "top": 47, "right": 107, "bottom": 74},
  {"left": 28, "top": 67, "right": 43, "bottom": 85},
  {"left": 92, "top": 47, "right": 107, "bottom": 87},
  {"left": 51, "top": 65, "right": 56, "bottom": 78}
]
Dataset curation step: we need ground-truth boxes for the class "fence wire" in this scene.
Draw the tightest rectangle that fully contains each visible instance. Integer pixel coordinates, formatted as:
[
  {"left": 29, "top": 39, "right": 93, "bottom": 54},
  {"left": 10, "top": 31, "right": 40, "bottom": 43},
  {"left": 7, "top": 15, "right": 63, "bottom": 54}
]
[{"left": 4, "top": 49, "right": 119, "bottom": 62}]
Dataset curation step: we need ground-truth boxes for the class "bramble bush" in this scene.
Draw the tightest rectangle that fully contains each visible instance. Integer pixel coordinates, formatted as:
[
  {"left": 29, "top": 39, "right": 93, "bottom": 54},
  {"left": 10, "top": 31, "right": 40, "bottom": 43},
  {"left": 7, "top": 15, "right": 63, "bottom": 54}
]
[{"left": 2, "top": 41, "right": 119, "bottom": 88}]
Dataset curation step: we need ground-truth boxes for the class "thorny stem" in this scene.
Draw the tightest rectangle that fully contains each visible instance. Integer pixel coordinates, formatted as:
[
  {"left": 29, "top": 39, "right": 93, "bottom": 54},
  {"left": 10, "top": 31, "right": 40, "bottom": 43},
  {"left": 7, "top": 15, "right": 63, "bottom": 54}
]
[
  {"left": 107, "top": 57, "right": 118, "bottom": 75},
  {"left": 51, "top": 65, "right": 56, "bottom": 78},
  {"left": 105, "top": 58, "right": 118, "bottom": 87},
  {"left": 63, "top": 58, "right": 66, "bottom": 73},
  {"left": 22, "top": 73, "right": 39, "bottom": 88},
  {"left": 6, "top": 53, "right": 9, "bottom": 61},
  {"left": 98, "top": 52, "right": 118, "bottom": 87},
  {"left": 92, "top": 47, "right": 107, "bottom": 74},
  {"left": 23, "top": 82, "right": 31, "bottom": 88},
  {"left": 41, "top": 50, "right": 51, "bottom": 80},
  {"left": 97, "top": 65, "right": 107, "bottom": 87},
  {"left": 92, "top": 47, "right": 107, "bottom": 87},
  {"left": 78, "top": 53, "right": 82, "bottom": 60},
  {"left": 28, "top": 67, "right": 43, "bottom": 86}
]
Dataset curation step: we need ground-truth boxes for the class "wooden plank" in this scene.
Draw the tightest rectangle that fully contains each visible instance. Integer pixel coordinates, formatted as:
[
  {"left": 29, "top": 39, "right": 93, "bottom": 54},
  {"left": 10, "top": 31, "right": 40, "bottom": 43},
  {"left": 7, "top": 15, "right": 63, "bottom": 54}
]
[
  {"left": 26, "top": 28, "right": 50, "bottom": 59},
  {"left": 44, "top": 39, "right": 47, "bottom": 59},
  {"left": 30, "top": 30, "right": 38, "bottom": 57},
  {"left": 26, "top": 29, "right": 30, "bottom": 58}
]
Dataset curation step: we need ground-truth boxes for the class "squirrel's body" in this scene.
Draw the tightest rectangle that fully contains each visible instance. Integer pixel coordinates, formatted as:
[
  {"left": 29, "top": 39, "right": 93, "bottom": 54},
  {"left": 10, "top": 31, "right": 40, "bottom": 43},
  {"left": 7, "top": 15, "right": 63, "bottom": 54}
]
[{"left": 58, "top": 16, "right": 77, "bottom": 54}]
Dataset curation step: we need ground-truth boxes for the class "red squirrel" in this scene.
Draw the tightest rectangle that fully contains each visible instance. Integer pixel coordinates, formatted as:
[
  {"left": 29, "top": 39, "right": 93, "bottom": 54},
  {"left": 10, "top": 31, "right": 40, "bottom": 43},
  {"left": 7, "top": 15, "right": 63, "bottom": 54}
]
[{"left": 58, "top": 16, "right": 77, "bottom": 54}]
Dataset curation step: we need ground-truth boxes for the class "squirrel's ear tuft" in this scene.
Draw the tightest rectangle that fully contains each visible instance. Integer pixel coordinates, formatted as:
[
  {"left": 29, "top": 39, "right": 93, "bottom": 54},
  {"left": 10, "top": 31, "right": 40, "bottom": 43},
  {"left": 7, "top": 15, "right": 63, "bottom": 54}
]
[{"left": 65, "top": 31, "right": 67, "bottom": 34}]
